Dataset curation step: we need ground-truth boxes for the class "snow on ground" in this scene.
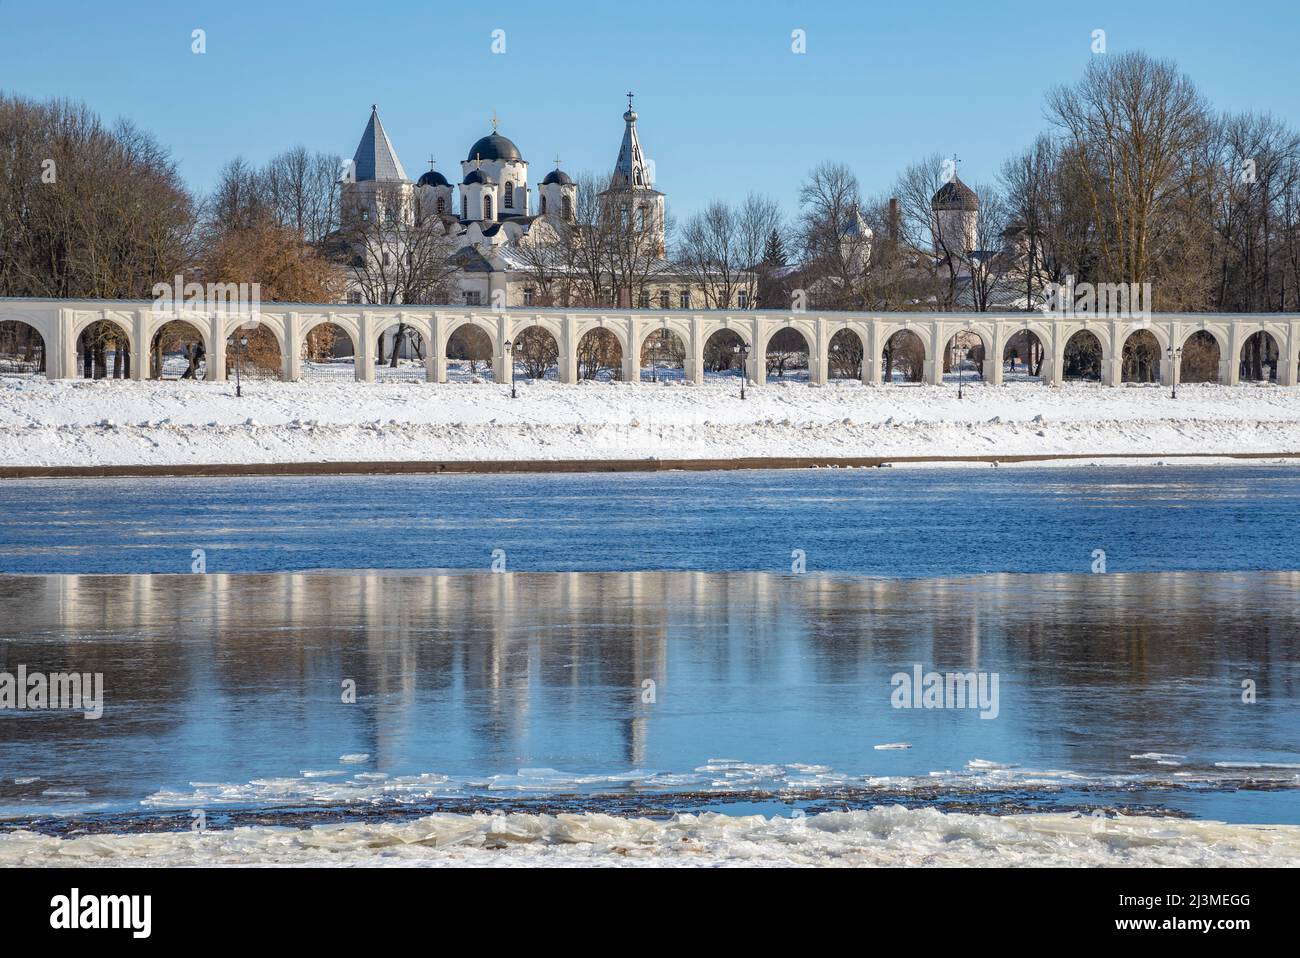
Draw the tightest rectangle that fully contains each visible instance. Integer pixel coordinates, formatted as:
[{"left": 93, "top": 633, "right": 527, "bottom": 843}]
[
  {"left": 3, "top": 807, "right": 1298, "bottom": 867},
  {"left": 3, "top": 369, "right": 1300, "bottom": 468}
]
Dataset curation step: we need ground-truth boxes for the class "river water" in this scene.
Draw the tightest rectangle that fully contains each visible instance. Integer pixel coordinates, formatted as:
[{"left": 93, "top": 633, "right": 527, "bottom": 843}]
[{"left": 1, "top": 467, "right": 1298, "bottom": 865}]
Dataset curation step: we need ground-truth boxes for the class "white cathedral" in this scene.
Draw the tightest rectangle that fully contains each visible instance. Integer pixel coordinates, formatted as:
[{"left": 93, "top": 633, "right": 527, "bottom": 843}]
[{"left": 339, "top": 96, "right": 685, "bottom": 311}]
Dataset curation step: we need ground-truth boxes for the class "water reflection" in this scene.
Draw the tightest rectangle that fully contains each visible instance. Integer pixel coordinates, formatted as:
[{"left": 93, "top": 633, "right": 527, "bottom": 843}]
[{"left": 1, "top": 570, "right": 1298, "bottom": 822}]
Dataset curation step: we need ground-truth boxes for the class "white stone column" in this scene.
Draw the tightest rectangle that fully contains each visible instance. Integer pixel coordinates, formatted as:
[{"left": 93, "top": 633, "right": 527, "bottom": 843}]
[
  {"left": 129, "top": 309, "right": 147, "bottom": 380},
  {"left": 746, "top": 316, "right": 764, "bottom": 386},
  {"left": 923, "top": 323, "right": 944, "bottom": 385},
  {"left": 283, "top": 312, "right": 302, "bottom": 381},
  {"left": 865, "top": 320, "right": 883, "bottom": 385},
  {"left": 354, "top": 312, "right": 376, "bottom": 383},
  {"left": 809, "top": 317, "right": 828, "bottom": 385},
  {"left": 54, "top": 308, "right": 76, "bottom": 379},
  {"left": 427, "top": 312, "right": 444, "bottom": 383},
  {"left": 207, "top": 313, "right": 226, "bottom": 381},
  {"left": 1225, "top": 326, "right": 1243, "bottom": 385},
  {"left": 622, "top": 314, "right": 641, "bottom": 383},
  {"left": 558, "top": 315, "right": 579, "bottom": 384},
  {"left": 496, "top": 313, "right": 513, "bottom": 384},
  {"left": 686, "top": 315, "right": 704, "bottom": 384},
  {"left": 1279, "top": 321, "right": 1299, "bottom": 386}
]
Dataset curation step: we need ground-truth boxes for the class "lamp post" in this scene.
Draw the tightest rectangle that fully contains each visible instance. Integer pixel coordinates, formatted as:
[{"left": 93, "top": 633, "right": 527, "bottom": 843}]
[
  {"left": 650, "top": 331, "right": 659, "bottom": 383},
  {"left": 955, "top": 344, "right": 968, "bottom": 399},
  {"left": 504, "top": 339, "right": 516, "bottom": 399},
  {"left": 1166, "top": 344, "right": 1182, "bottom": 399},
  {"left": 227, "top": 334, "right": 247, "bottom": 397},
  {"left": 733, "top": 342, "right": 750, "bottom": 400}
]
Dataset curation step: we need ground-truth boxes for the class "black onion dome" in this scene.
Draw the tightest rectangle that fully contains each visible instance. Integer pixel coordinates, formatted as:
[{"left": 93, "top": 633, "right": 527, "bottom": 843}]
[
  {"left": 542, "top": 168, "right": 573, "bottom": 186},
  {"left": 931, "top": 176, "right": 980, "bottom": 212},
  {"left": 417, "top": 170, "right": 450, "bottom": 188},
  {"left": 463, "top": 168, "right": 493, "bottom": 185},
  {"left": 466, "top": 133, "right": 522, "bottom": 163}
]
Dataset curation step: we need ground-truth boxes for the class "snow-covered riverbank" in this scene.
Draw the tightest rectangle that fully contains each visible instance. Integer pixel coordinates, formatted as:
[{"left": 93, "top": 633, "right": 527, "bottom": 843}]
[{"left": 3, "top": 375, "right": 1300, "bottom": 468}]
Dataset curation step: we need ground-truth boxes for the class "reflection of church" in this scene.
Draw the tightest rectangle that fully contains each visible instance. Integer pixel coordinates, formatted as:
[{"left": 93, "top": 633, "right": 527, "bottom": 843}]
[{"left": 341, "top": 96, "right": 689, "bottom": 310}]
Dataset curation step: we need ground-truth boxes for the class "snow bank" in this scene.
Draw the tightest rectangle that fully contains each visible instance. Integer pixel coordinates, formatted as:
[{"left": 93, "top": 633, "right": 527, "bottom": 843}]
[
  {"left": 3, "top": 376, "right": 1300, "bottom": 468},
  {"left": 3, "top": 807, "right": 1296, "bottom": 867}
]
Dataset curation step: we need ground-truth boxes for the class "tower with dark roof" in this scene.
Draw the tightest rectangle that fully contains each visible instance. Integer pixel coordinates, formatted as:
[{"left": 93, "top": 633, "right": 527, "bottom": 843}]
[
  {"left": 598, "top": 94, "right": 665, "bottom": 256},
  {"left": 538, "top": 161, "right": 576, "bottom": 221},
  {"left": 930, "top": 172, "right": 979, "bottom": 256},
  {"left": 458, "top": 115, "right": 530, "bottom": 223}
]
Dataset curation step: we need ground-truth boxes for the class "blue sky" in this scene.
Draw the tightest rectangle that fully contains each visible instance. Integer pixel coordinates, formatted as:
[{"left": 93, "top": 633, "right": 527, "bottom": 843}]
[{"left": 3, "top": 0, "right": 1298, "bottom": 220}]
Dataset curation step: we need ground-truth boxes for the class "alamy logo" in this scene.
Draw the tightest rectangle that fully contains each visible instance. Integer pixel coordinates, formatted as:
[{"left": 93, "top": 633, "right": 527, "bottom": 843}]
[
  {"left": 151, "top": 274, "right": 261, "bottom": 325},
  {"left": 50, "top": 888, "right": 151, "bottom": 938},
  {"left": 1039, "top": 274, "right": 1151, "bottom": 320},
  {"left": 891, "top": 663, "right": 999, "bottom": 719},
  {"left": 0, "top": 666, "right": 103, "bottom": 719}
]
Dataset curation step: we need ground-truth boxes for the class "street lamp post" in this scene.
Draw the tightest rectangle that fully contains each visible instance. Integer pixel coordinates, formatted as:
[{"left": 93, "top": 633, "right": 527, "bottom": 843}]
[
  {"left": 650, "top": 332, "right": 659, "bottom": 384},
  {"left": 733, "top": 343, "right": 750, "bottom": 400},
  {"left": 504, "top": 339, "right": 516, "bottom": 399},
  {"left": 956, "top": 344, "right": 968, "bottom": 399},
  {"left": 227, "top": 334, "right": 247, "bottom": 397},
  {"left": 1166, "top": 345, "right": 1182, "bottom": 399}
]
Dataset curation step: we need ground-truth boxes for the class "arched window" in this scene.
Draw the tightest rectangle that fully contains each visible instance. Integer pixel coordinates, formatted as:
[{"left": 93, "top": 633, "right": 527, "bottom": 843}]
[
  {"left": 562, "top": 196, "right": 573, "bottom": 220},
  {"left": 637, "top": 206, "right": 647, "bottom": 230},
  {"left": 436, "top": 196, "right": 446, "bottom": 214},
  {"left": 461, "top": 195, "right": 467, "bottom": 219},
  {"left": 540, "top": 195, "right": 548, "bottom": 214},
  {"left": 504, "top": 182, "right": 514, "bottom": 209},
  {"left": 484, "top": 195, "right": 493, "bottom": 220},
  {"left": 634, "top": 168, "right": 643, "bottom": 186}
]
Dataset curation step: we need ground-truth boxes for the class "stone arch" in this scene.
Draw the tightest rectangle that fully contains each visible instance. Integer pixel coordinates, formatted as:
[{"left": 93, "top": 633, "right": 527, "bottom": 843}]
[
  {"left": 222, "top": 320, "right": 284, "bottom": 381},
  {"left": 148, "top": 319, "right": 209, "bottom": 380},
  {"left": 445, "top": 320, "right": 496, "bottom": 381},
  {"left": 827, "top": 327, "right": 866, "bottom": 380},
  {"left": 1062, "top": 328, "right": 1104, "bottom": 382},
  {"left": 756, "top": 320, "right": 815, "bottom": 359},
  {"left": 1239, "top": 329, "right": 1282, "bottom": 383},
  {"left": 1179, "top": 330, "right": 1221, "bottom": 383},
  {"left": 510, "top": 324, "right": 560, "bottom": 380},
  {"left": 1178, "top": 325, "right": 1228, "bottom": 358},
  {"left": 76, "top": 317, "right": 134, "bottom": 379},
  {"left": 1120, "top": 328, "right": 1162, "bottom": 383},
  {"left": 640, "top": 325, "right": 687, "bottom": 382},
  {"left": 882, "top": 328, "right": 925, "bottom": 383},
  {"left": 374, "top": 319, "right": 428, "bottom": 381},
  {"left": 577, "top": 319, "right": 630, "bottom": 359},
  {"left": 942, "top": 329, "right": 990, "bottom": 380},
  {"left": 576, "top": 327, "right": 622, "bottom": 380},
  {"left": 764, "top": 326, "right": 811, "bottom": 382},
  {"left": 0, "top": 319, "right": 47, "bottom": 377},
  {"left": 299, "top": 321, "right": 359, "bottom": 381},
  {"left": 1003, "top": 328, "right": 1045, "bottom": 379},
  {"left": 701, "top": 327, "right": 749, "bottom": 376}
]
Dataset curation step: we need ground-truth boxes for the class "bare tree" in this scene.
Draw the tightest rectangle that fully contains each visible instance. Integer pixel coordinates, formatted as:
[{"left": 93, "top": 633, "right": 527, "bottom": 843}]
[
  {"left": 797, "top": 162, "right": 872, "bottom": 309},
  {"left": 676, "top": 194, "right": 781, "bottom": 308},
  {"left": 1046, "top": 51, "right": 1213, "bottom": 292},
  {"left": 339, "top": 182, "right": 459, "bottom": 306}
]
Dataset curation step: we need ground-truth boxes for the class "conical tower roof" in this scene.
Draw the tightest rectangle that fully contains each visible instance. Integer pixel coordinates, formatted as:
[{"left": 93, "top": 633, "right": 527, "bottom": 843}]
[
  {"left": 351, "top": 105, "right": 408, "bottom": 182},
  {"left": 609, "top": 93, "right": 652, "bottom": 190}
]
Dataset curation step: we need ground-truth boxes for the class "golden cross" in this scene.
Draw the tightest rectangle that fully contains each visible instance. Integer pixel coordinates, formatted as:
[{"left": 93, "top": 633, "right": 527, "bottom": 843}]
[
  {"left": 553, "top": 154, "right": 562, "bottom": 169},
  {"left": 491, "top": 109, "right": 499, "bottom": 133}
]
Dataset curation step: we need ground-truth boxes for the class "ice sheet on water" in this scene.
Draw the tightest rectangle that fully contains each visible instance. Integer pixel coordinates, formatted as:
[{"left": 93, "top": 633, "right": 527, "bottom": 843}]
[
  {"left": 136, "top": 754, "right": 1300, "bottom": 811},
  {"left": 6, "top": 807, "right": 1300, "bottom": 867}
]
